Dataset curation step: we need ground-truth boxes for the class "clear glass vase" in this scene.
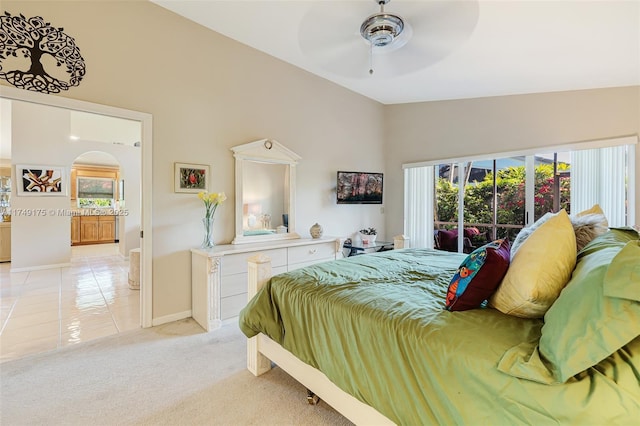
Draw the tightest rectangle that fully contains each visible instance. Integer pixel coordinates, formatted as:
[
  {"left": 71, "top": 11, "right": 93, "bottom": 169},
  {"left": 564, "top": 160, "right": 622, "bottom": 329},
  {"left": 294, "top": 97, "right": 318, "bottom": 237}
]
[{"left": 201, "top": 217, "right": 215, "bottom": 248}]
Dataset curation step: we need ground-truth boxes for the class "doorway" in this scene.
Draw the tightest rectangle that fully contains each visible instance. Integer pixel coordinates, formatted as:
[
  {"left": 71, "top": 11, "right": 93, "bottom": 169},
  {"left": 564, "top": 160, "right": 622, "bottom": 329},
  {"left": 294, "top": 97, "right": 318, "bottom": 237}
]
[{"left": 0, "top": 85, "right": 153, "bottom": 329}]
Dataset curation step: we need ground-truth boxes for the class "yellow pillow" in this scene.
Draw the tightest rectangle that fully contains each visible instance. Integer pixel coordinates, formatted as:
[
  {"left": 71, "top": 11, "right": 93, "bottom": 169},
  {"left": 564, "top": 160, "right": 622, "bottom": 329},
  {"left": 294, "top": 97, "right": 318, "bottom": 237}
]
[
  {"left": 489, "top": 210, "right": 576, "bottom": 318},
  {"left": 577, "top": 204, "right": 609, "bottom": 227}
]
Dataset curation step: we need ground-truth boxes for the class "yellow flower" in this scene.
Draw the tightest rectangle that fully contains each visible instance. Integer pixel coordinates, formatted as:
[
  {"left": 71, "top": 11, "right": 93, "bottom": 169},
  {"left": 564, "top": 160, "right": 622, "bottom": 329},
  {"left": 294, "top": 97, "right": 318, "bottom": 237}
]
[{"left": 198, "top": 191, "right": 226, "bottom": 220}]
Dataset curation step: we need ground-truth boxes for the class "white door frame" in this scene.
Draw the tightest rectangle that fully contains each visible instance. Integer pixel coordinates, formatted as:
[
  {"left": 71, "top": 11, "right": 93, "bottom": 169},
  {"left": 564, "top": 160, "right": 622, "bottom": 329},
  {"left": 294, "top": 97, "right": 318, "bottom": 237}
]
[{"left": 0, "top": 86, "right": 153, "bottom": 328}]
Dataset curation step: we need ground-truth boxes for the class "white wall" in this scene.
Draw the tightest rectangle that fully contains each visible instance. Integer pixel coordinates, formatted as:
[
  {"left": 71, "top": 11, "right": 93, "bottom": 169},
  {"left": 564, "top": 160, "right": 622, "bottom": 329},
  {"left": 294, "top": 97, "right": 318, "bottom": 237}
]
[
  {"left": 10, "top": 101, "right": 141, "bottom": 269},
  {"left": 115, "top": 150, "right": 141, "bottom": 258},
  {"left": 0, "top": 98, "right": 11, "bottom": 162},
  {"left": 10, "top": 102, "right": 73, "bottom": 269}
]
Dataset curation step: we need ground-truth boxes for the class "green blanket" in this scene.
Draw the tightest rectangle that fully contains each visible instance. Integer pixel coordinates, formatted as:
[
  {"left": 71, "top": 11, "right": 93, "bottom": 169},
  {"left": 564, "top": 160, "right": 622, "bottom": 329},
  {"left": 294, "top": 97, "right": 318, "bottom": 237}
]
[{"left": 240, "top": 248, "right": 640, "bottom": 425}]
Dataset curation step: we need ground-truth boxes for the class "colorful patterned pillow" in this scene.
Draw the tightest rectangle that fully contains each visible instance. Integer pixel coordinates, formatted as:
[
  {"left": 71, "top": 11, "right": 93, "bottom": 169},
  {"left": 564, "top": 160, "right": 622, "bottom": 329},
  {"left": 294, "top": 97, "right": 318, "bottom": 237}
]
[{"left": 445, "top": 238, "right": 511, "bottom": 311}]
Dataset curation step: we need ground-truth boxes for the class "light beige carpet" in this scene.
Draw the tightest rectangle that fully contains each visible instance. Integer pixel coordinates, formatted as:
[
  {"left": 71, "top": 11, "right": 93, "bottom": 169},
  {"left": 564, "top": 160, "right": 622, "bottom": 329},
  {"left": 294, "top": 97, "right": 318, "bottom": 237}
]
[{"left": 1, "top": 319, "right": 352, "bottom": 426}]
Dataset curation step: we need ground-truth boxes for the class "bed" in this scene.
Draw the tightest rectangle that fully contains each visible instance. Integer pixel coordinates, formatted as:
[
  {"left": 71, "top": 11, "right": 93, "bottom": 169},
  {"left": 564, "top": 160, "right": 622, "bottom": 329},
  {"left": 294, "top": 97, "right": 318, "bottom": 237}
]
[{"left": 239, "top": 224, "right": 640, "bottom": 424}]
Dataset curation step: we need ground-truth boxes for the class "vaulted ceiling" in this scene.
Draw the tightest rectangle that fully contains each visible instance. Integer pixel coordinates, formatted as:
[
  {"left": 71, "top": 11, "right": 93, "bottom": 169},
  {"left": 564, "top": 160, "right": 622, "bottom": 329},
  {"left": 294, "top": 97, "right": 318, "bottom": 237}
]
[{"left": 152, "top": 0, "right": 640, "bottom": 104}]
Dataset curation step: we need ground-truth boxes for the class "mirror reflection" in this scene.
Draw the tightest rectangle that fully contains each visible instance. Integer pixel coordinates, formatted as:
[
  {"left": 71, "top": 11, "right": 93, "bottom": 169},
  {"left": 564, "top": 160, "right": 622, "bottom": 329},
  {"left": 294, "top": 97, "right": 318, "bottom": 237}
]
[
  {"left": 242, "top": 161, "right": 287, "bottom": 236},
  {"left": 231, "top": 138, "right": 300, "bottom": 244}
]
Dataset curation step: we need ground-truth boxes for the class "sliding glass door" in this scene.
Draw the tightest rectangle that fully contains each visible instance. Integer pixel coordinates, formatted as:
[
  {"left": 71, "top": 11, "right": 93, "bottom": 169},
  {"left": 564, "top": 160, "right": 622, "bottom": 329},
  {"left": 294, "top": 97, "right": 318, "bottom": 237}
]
[{"left": 404, "top": 139, "right": 635, "bottom": 251}]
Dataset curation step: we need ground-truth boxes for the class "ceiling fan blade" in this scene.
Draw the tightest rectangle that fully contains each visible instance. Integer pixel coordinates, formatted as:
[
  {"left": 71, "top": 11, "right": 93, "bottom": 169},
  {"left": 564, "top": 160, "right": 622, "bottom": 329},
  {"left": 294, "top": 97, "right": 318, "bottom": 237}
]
[
  {"left": 371, "top": 1, "right": 479, "bottom": 75},
  {"left": 298, "top": 1, "right": 375, "bottom": 78},
  {"left": 405, "top": 1, "right": 479, "bottom": 54},
  {"left": 298, "top": 0, "right": 479, "bottom": 79}
]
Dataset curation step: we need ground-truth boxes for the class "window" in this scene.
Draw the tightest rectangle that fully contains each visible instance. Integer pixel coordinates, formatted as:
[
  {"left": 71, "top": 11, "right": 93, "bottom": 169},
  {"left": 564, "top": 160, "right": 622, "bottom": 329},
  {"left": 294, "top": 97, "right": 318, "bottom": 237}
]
[
  {"left": 77, "top": 177, "right": 115, "bottom": 208},
  {"left": 434, "top": 157, "right": 530, "bottom": 250},
  {"left": 404, "top": 137, "right": 636, "bottom": 251}
]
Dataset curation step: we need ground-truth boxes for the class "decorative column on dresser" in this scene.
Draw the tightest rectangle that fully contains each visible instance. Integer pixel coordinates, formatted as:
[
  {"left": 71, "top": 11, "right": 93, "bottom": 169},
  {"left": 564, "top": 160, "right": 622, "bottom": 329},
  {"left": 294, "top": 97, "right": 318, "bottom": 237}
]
[{"left": 191, "top": 237, "right": 340, "bottom": 332}]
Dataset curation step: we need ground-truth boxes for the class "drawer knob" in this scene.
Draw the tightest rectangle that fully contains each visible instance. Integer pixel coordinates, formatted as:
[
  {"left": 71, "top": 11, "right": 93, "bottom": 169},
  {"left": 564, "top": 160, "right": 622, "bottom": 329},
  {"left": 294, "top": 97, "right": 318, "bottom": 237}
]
[{"left": 309, "top": 249, "right": 317, "bottom": 254}]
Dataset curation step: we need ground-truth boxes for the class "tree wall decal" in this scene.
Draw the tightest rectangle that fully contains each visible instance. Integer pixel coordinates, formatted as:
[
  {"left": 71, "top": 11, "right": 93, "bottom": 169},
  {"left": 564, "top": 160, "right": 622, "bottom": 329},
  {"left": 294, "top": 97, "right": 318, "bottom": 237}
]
[{"left": 0, "top": 11, "right": 86, "bottom": 93}]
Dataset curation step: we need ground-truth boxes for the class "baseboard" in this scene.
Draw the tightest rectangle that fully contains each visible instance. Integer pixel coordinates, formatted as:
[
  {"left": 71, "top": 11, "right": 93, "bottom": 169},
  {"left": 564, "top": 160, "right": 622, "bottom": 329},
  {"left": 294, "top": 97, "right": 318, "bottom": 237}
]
[
  {"left": 10, "top": 262, "right": 72, "bottom": 273},
  {"left": 152, "top": 310, "right": 192, "bottom": 327}
]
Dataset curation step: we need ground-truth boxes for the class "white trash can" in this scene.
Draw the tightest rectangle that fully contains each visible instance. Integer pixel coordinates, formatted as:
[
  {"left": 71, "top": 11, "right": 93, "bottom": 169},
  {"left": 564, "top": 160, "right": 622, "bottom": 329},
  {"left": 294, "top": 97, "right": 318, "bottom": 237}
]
[{"left": 128, "top": 248, "right": 141, "bottom": 290}]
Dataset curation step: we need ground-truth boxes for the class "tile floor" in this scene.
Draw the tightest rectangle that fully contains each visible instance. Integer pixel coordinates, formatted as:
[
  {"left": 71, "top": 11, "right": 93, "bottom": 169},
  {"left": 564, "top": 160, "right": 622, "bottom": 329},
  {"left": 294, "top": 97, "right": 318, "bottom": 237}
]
[{"left": 0, "top": 243, "right": 140, "bottom": 363}]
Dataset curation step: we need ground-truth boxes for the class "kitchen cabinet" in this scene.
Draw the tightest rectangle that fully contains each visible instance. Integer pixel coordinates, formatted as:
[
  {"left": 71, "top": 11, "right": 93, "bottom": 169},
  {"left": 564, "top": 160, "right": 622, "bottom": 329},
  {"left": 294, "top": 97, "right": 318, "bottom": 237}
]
[
  {"left": 0, "top": 222, "right": 10, "bottom": 262},
  {"left": 98, "top": 216, "right": 116, "bottom": 242},
  {"left": 71, "top": 216, "right": 81, "bottom": 245},
  {"left": 71, "top": 215, "right": 116, "bottom": 245}
]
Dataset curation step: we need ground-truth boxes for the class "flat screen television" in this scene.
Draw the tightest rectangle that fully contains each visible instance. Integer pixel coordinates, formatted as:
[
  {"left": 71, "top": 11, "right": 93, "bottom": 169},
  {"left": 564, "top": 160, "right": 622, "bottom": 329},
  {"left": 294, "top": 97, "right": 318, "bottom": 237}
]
[{"left": 336, "top": 171, "right": 383, "bottom": 204}]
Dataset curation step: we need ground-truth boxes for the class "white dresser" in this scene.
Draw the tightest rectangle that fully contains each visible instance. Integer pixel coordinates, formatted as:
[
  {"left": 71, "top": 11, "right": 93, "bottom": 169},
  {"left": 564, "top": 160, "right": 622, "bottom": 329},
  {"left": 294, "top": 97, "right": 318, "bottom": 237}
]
[{"left": 191, "top": 237, "right": 341, "bottom": 331}]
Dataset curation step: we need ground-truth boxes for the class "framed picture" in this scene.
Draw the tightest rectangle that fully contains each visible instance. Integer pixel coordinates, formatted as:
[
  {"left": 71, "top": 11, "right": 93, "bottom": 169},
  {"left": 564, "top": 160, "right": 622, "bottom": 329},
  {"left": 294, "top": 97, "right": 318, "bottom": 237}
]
[
  {"left": 16, "top": 164, "right": 68, "bottom": 196},
  {"left": 174, "top": 162, "right": 209, "bottom": 193},
  {"left": 337, "top": 171, "right": 383, "bottom": 204}
]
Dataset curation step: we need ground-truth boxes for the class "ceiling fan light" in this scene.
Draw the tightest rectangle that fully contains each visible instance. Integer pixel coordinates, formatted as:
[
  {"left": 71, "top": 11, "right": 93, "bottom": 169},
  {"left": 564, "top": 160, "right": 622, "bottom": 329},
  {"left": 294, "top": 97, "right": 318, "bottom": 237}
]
[{"left": 360, "top": 13, "right": 405, "bottom": 47}]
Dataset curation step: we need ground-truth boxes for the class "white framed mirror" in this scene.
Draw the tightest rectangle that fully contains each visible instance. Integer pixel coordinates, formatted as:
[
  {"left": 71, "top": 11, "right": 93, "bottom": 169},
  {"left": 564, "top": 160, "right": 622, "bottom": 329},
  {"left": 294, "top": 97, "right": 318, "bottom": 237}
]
[{"left": 231, "top": 139, "right": 301, "bottom": 244}]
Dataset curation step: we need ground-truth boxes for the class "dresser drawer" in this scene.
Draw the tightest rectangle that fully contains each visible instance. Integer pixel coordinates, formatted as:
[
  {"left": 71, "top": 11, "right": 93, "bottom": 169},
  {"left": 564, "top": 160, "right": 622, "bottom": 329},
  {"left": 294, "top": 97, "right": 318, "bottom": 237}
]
[
  {"left": 221, "top": 265, "right": 287, "bottom": 298},
  {"left": 221, "top": 248, "right": 287, "bottom": 276},
  {"left": 221, "top": 293, "right": 248, "bottom": 320},
  {"left": 288, "top": 243, "right": 335, "bottom": 266},
  {"left": 192, "top": 239, "right": 339, "bottom": 331},
  {"left": 288, "top": 259, "right": 333, "bottom": 272}
]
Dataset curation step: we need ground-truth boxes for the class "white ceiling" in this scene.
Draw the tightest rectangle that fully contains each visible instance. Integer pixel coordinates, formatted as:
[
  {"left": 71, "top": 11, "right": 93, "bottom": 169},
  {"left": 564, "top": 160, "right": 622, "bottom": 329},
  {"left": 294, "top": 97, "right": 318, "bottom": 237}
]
[
  {"left": 70, "top": 110, "right": 141, "bottom": 148},
  {"left": 0, "top": 101, "right": 140, "bottom": 164},
  {"left": 70, "top": 111, "right": 141, "bottom": 166},
  {"left": 151, "top": 0, "right": 640, "bottom": 105}
]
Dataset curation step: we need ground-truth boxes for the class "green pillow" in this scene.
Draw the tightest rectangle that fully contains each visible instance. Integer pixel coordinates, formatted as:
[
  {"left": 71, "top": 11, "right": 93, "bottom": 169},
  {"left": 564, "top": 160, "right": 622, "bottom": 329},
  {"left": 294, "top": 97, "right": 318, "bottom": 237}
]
[
  {"left": 538, "top": 228, "right": 640, "bottom": 383},
  {"left": 604, "top": 240, "right": 640, "bottom": 302},
  {"left": 498, "top": 228, "right": 640, "bottom": 384}
]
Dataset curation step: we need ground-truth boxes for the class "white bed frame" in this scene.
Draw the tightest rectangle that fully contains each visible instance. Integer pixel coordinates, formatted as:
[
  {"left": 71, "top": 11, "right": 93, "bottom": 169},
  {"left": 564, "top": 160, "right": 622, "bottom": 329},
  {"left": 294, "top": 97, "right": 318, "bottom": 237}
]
[{"left": 245, "top": 236, "right": 409, "bottom": 425}]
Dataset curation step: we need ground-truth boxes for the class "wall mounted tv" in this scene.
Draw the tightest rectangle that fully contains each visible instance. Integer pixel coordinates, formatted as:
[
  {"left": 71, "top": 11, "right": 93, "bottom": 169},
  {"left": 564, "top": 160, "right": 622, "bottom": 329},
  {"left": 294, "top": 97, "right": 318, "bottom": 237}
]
[{"left": 336, "top": 171, "right": 383, "bottom": 204}]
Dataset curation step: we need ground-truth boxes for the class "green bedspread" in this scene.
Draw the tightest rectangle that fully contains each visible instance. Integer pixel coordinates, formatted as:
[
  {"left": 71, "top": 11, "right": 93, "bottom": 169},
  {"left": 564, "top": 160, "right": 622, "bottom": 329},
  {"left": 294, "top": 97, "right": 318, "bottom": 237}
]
[{"left": 239, "top": 248, "right": 640, "bottom": 425}]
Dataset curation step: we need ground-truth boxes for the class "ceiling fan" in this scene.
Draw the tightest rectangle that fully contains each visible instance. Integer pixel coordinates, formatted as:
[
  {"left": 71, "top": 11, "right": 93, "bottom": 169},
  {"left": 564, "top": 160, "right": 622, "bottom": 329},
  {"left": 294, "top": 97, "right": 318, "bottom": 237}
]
[
  {"left": 298, "top": 0, "right": 479, "bottom": 79},
  {"left": 360, "top": 0, "right": 409, "bottom": 74}
]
